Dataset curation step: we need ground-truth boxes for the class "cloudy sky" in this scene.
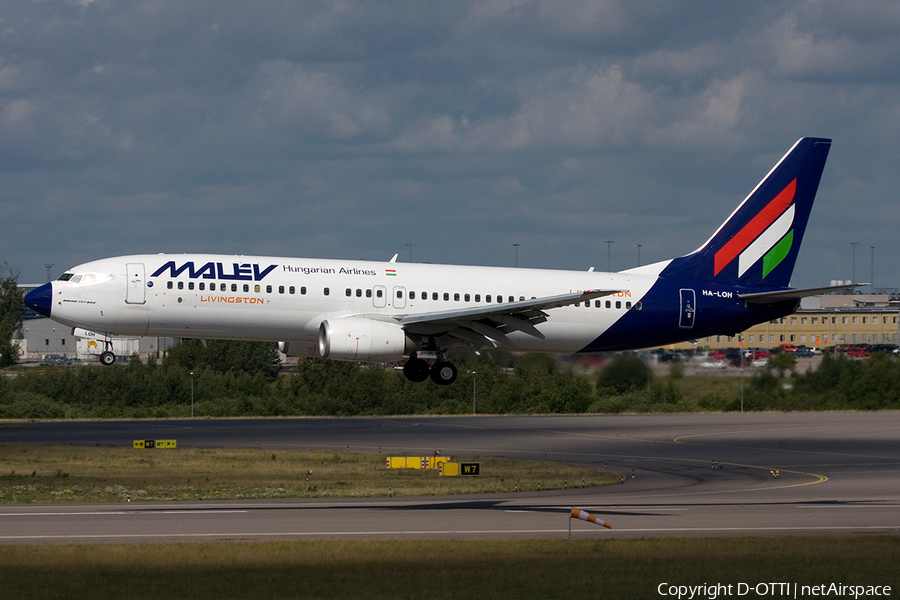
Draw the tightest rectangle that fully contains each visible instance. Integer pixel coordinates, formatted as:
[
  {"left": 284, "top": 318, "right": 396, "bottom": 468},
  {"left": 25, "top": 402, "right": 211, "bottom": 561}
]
[{"left": 2, "top": 1, "right": 899, "bottom": 289}]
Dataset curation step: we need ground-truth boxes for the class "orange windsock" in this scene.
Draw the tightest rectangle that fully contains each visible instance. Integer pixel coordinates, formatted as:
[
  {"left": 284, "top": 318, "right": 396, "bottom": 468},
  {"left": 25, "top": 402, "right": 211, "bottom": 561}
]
[{"left": 570, "top": 507, "right": 612, "bottom": 529}]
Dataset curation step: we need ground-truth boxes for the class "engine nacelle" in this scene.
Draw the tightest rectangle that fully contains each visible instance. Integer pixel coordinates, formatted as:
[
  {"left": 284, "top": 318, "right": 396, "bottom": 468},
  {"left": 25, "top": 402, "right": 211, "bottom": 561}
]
[{"left": 318, "top": 318, "right": 411, "bottom": 362}]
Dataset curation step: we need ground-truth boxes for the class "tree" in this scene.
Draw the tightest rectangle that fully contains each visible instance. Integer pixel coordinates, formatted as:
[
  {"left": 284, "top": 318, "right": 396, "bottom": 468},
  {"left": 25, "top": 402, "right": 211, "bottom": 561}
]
[
  {"left": 597, "top": 353, "right": 652, "bottom": 393},
  {"left": 767, "top": 351, "right": 797, "bottom": 377},
  {"left": 0, "top": 262, "right": 21, "bottom": 367},
  {"left": 164, "top": 339, "right": 282, "bottom": 380}
]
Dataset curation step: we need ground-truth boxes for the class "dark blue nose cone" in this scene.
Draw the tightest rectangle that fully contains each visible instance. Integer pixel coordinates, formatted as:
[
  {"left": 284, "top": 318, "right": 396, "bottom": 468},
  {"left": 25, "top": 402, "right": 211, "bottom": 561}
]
[{"left": 24, "top": 282, "right": 53, "bottom": 317}]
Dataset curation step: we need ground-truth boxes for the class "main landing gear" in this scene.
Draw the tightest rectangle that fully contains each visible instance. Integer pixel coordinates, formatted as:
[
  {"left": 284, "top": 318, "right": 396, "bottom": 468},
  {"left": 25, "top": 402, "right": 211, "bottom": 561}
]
[{"left": 402, "top": 352, "right": 458, "bottom": 386}]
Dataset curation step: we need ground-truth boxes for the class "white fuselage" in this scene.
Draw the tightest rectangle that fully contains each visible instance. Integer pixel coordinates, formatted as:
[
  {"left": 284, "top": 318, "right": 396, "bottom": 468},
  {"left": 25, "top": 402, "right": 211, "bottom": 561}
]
[{"left": 45, "top": 253, "right": 660, "bottom": 356}]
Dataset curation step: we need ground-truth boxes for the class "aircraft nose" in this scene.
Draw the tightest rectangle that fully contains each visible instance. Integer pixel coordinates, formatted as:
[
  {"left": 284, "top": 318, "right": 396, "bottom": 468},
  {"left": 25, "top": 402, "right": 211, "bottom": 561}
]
[{"left": 24, "top": 282, "right": 53, "bottom": 317}]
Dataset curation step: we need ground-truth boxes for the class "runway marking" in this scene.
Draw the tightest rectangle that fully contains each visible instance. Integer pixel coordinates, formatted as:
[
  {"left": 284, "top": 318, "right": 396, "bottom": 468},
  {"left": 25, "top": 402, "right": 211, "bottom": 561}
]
[
  {"left": 0, "top": 510, "right": 249, "bottom": 517},
  {"left": 1, "top": 525, "right": 898, "bottom": 542},
  {"left": 799, "top": 505, "right": 900, "bottom": 509}
]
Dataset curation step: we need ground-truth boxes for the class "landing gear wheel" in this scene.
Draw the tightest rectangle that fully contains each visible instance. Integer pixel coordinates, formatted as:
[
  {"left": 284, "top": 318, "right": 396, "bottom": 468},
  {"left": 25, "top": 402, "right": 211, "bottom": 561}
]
[
  {"left": 430, "top": 361, "right": 458, "bottom": 386},
  {"left": 99, "top": 351, "right": 116, "bottom": 366},
  {"left": 403, "top": 355, "right": 431, "bottom": 382}
]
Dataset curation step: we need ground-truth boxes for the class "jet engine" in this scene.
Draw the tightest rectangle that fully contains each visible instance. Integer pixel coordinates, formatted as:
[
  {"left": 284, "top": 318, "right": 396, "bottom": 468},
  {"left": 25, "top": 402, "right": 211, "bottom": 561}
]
[{"left": 318, "top": 317, "right": 412, "bottom": 362}]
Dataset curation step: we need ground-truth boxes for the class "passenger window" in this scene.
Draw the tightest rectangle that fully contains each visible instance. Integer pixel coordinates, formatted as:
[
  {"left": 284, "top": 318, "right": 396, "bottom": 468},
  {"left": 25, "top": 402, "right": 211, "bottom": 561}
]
[
  {"left": 178, "top": 281, "right": 184, "bottom": 290},
  {"left": 475, "top": 294, "right": 481, "bottom": 302},
  {"left": 594, "top": 300, "right": 601, "bottom": 307},
  {"left": 486, "top": 295, "right": 491, "bottom": 302},
  {"left": 396, "top": 290, "right": 402, "bottom": 299},
  {"left": 464, "top": 294, "right": 470, "bottom": 302},
  {"left": 432, "top": 292, "right": 438, "bottom": 301},
  {"left": 279, "top": 286, "right": 285, "bottom": 294},
  {"left": 289, "top": 286, "right": 295, "bottom": 294},
  {"left": 366, "top": 289, "right": 372, "bottom": 298},
  {"left": 421, "top": 292, "right": 427, "bottom": 300},
  {"left": 508, "top": 296, "right": 514, "bottom": 303},
  {"left": 615, "top": 301, "right": 621, "bottom": 309},
  {"left": 199, "top": 283, "right": 205, "bottom": 291},
  {"left": 231, "top": 284, "right": 238, "bottom": 292},
  {"left": 376, "top": 289, "right": 383, "bottom": 298},
  {"left": 356, "top": 289, "right": 362, "bottom": 297},
  {"left": 301, "top": 287, "right": 306, "bottom": 295},
  {"left": 635, "top": 302, "right": 642, "bottom": 310},
  {"left": 345, "top": 288, "right": 352, "bottom": 297},
  {"left": 626, "top": 301, "right": 632, "bottom": 309},
  {"left": 266, "top": 285, "right": 272, "bottom": 293},
  {"left": 605, "top": 300, "right": 611, "bottom": 308},
  {"left": 243, "top": 284, "right": 250, "bottom": 293},
  {"left": 324, "top": 288, "right": 330, "bottom": 296},
  {"left": 255, "top": 285, "right": 260, "bottom": 293},
  {"left": 188, "top": 282, "right": 194, "bottom": 290},
  {"left": 167, "top": 281, "right": 173, "bottom": 290},
  {"left": 497, "top": 295, "right": 502, "bottom": 303},
  {"left": 409, "top": 291, "right": 415, "bottom": 299},
  {"left": 443, "top": 293, "right": 449, "bottom": 301}
]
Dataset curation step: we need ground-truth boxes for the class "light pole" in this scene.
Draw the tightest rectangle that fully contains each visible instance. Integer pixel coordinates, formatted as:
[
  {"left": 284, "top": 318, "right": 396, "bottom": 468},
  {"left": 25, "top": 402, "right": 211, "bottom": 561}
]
[
  {"left": 513, "top": 243, "right": 521, "bottom": 268},
  {"left": 605, "top": 240, "right": 614, "bottom": 272},
  {"left": 190, "top": 372, "right": 194, "bottom": 418},
  {"left": 406, "top": 243, "right": 413, "bottom": 262},
  {"left": 850, "top": 242, "right": 858, "bottom": 285},
  {"left": 472, "top": 372, "right": 476, "bottom": 415},
  {"left": 45, "top": 263, "right": 54, "bottom": 281},
  {"left": 636, "top": 244, "right": 642, "bottom": 267},
  {"left": 870, "top": 246, "right": 875, "bottom": 293}
]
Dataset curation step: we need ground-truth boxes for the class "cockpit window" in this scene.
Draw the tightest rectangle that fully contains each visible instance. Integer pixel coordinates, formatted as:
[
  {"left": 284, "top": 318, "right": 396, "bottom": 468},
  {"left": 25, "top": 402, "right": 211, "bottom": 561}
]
[
  {"left": 58, "top": 273, "right": 74, "bottom": 281},
  {"left": 65, "top": 274, "right": 98, "bottom": 285}
]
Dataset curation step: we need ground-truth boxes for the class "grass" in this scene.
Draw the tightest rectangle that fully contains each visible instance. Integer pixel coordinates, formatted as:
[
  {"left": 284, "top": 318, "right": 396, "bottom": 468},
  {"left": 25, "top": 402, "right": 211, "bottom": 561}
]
[
  {"left": 0, "top": 444, "right": 617, "bottom": 503},
  {"left": 0, "top": 537, "right": 897, "bottom": 600}
]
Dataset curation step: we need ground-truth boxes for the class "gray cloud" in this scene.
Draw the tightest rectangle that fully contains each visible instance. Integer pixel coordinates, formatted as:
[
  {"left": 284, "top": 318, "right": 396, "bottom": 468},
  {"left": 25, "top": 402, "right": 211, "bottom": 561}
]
[{"left": 1, "top": 0, "right": 899, "bottom": 290}]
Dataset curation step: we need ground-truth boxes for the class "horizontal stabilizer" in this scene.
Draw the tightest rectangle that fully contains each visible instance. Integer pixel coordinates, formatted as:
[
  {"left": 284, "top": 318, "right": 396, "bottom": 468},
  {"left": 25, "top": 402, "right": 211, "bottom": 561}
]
[{"left": 738, "top": 283, "right": 863, "bottom": 304}]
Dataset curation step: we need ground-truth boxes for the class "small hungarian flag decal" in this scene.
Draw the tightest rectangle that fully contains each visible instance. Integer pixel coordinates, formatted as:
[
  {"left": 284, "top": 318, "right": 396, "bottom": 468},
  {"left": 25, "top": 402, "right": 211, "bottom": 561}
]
[{"left": 385, "top": 269, "right": 397, "bottom": 276}]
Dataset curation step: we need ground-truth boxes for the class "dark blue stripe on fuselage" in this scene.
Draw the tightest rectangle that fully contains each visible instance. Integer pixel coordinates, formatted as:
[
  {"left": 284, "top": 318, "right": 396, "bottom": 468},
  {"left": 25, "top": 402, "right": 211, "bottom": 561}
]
[{"left": 579, "top": 277, "right": 798, "bottom": 352}]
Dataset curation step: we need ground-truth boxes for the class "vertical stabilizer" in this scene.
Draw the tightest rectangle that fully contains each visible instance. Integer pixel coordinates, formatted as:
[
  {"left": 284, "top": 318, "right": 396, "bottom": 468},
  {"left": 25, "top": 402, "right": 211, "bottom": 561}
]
[{"left": 660, "top": 137, "right": 831, "bottom": 289}]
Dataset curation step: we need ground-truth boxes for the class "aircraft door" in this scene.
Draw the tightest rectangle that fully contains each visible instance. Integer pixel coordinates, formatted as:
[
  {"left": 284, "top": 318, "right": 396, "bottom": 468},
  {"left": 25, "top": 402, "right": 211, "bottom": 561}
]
[
  {"left": 125, "top": 263, "right": 146, "bottom": 305},
  {"left": 679, "top": 289, "right": 696, "bottom": 329},
  {"left": 373, "top": 285, "right": 386, "bottom": 308},
  {"left": 392, "top": 286, "right": 406, "bottom": 309}
]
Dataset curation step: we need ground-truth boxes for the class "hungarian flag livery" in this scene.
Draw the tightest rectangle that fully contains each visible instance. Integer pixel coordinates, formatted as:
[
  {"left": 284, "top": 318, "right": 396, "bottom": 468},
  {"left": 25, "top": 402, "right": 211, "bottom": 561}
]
[
  {"left": 713, "top": 178, "right": 796, "bottom": 279},
  {"left": 660, "top": 137, "right": 831, "bottom": 289}
]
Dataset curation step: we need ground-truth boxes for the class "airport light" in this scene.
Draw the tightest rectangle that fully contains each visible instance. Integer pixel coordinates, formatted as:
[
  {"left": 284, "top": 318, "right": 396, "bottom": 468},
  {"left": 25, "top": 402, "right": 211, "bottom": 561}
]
[
  {"left": 605, "top": 240, "right": 613, "bottom": 272},
  {"left": 472, "top": 371, "right": 476, "bottom": 415},
  {"left": 190, "top": 371, "right": 194, "bottom": 418},
  {"left": 513, "top": 243, "right": 520, "bottom": 268}
]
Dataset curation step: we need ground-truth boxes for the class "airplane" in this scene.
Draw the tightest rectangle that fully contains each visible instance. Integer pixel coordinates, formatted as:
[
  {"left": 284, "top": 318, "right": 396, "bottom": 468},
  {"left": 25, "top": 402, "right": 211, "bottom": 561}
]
[{"left": 25, "top": 137, "right": 846, "bottom": 385}]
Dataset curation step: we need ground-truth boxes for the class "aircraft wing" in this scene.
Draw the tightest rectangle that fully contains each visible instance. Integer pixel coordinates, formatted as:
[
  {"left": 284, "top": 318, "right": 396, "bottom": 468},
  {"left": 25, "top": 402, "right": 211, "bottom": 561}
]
[
  {"left": 738, "top": 283, "right": 862, "bottom": 304},
  {"left": 396, "top": 289, "right": 623, "bottom": 348}
]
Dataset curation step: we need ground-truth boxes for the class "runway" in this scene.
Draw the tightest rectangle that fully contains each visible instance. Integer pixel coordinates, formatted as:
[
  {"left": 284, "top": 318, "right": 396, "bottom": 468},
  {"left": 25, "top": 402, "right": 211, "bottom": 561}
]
[{"left": 2, "top": 412, "right": 899, "bottom": 544}]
